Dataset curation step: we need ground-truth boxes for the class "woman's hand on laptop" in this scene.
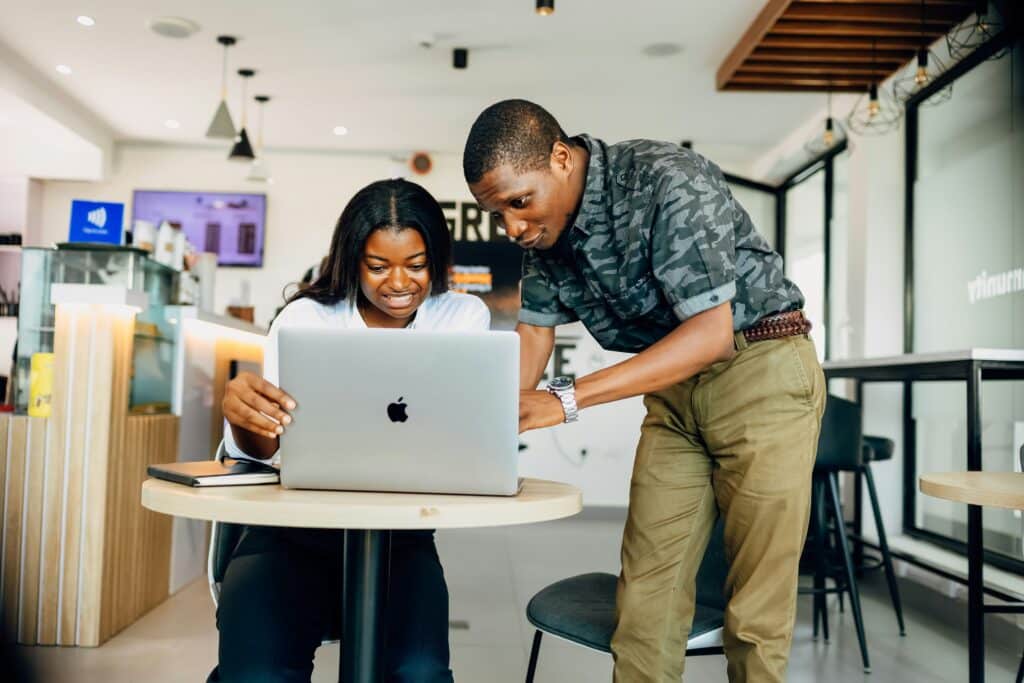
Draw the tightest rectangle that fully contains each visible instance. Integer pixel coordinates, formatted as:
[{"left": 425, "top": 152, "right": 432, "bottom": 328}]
[{"left": 223, "top": 372, "right": 297, "bottom": 439}]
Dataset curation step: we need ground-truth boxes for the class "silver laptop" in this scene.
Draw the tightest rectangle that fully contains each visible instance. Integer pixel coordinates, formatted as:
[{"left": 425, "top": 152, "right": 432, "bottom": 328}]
[{"left": 277, "top": 328, "right": 520, "bottom": 496}]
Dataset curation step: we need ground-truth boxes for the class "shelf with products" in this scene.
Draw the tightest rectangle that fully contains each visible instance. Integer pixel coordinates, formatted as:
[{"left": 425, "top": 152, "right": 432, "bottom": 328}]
[{"left": 11, "top": 245, "right": 180, "bottom": 413}]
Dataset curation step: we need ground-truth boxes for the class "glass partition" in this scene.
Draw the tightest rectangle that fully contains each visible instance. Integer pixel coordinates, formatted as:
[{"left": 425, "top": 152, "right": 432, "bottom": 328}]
[{"left": 911, "top": 41, "right": 1023, "bottom": 564}]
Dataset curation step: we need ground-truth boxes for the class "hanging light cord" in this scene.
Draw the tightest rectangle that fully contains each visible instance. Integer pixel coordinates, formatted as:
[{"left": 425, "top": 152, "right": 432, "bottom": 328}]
[
  {"left": 220, "top": 45, "right": 228, "bottom": 99},
  {"left": 920, "top": 0, "right": 925, "bottom": 48},
  {"left": 239, "top": 76, "right": 248, "bottom": 129},
  {"left": 257, "top": 101, "right": 264, "bottom": 151}
]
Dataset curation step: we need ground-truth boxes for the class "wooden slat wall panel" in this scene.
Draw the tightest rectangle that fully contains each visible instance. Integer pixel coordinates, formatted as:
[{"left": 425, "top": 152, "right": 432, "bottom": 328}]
[
  {"left": 17, "top": 418, "right": 47, "bottom": 643},
  {"left": 2, "top": 417, "right": 27, "bottom": 640},
  {"left": 99, "top": 313, "right": 132, "bottom": 642},
  {"left": 0, "top": 414, "right": 9, "bottom": 611},
  {"left": 76, "top": 312, "right": 116, "bottom": 647},
  {"left": 101, "top": 414, "right": 177, "bottom": 640},
  {"left": 0, "top": 309, "right": 178, "bottom": 648},
  {"left": 38, "top": 307, "right": 73, "bottom": 644},
  {"left": 58, "top": 310, "right": 93, "bottom": 645}
]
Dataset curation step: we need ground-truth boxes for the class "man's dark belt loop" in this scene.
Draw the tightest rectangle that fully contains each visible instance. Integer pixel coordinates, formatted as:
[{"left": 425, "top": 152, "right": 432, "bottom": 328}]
[{"left": 742, "top": 310, "right": 813, "bottom": 344}]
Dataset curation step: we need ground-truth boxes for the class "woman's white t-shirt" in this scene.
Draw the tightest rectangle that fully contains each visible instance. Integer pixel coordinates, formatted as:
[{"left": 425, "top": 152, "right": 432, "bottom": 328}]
[{"left": 222, "top": 291, "right": 491, "bottom": 461}]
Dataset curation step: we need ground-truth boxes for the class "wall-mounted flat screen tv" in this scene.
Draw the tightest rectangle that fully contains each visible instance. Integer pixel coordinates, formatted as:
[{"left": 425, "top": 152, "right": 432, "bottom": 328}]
[{"left": 131, "top": 190, "right": 267, "bottom": 267}]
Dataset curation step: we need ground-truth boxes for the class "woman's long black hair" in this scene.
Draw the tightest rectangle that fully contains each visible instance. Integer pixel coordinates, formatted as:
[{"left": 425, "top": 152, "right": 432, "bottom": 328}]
[{"left": 287, "top": 179, "right": 452, "bottom": 307}]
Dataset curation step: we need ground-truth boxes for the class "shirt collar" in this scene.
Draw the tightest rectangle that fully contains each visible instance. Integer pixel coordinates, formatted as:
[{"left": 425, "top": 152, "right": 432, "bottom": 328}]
[{"left": 571, "top": 133, "right": 608, "bottom": 238}]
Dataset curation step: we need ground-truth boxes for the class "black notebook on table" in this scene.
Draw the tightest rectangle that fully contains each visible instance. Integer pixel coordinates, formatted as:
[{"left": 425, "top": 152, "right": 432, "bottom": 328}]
[{"left": 147, "top": 459, "right": 279, "bottom": 487}]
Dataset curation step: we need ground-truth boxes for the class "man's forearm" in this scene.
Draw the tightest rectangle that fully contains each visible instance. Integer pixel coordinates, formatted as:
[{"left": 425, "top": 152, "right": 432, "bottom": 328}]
[
  {"left": 575, "top": 303, "right": 735, "bottom": 411},
  {"left": 516, "top": 322, "right": 555, "bottom": 389}
]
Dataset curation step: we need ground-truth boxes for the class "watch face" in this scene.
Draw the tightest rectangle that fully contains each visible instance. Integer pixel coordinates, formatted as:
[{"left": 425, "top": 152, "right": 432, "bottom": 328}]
[{"left": 548, "top": 376, "right": 573, "bottom": 391}]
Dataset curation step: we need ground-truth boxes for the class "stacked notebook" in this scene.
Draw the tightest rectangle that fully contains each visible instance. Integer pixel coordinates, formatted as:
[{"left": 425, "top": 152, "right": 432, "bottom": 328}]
[{"left": 147, "top": 459, "right": 279, "bottom": 487}]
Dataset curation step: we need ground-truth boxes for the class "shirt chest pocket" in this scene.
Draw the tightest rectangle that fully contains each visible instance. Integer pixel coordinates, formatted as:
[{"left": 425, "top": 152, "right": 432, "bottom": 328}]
[
  {"left": 605, "top": 274, "right": 661, "bottom": 320},
  {"left": 557, "top": 281, "right": 603, "bottom": 314}
]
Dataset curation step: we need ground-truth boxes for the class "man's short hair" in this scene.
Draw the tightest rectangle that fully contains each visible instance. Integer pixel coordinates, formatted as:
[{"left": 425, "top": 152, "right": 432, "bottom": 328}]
[{"left": 463, "top": 99, "right": 569, "bottom": 184}]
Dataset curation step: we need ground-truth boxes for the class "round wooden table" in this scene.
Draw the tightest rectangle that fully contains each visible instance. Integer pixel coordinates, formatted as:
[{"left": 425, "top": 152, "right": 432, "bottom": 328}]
[
  {"left": 919, "top": 471, "right": 1024, "bottom": 683},
  {"left": 142, "top": 477, "right": 581, "bottom": 683},
  {"left": 919, "top": 472, "right": 1024, "bottom": 511}
]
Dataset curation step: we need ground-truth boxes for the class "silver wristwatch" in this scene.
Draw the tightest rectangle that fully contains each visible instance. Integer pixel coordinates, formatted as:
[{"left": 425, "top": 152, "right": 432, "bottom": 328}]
[{"left": 546, "top": 376, "right": 579, "bottom": 423}]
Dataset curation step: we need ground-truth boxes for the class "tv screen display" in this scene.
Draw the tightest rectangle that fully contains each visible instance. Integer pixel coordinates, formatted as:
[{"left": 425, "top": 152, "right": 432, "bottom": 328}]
[{"left": 131, "top": 190, "right": 267, "bottom": 267}]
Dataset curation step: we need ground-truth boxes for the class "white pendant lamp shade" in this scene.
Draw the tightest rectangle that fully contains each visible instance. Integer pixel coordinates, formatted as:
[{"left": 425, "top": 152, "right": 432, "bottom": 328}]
[
  {"left": 247, "top": 95, "right": 271, "bottom": 182},
  {"left": 206, "top": 35, "right": 237, "bottom": 139}
]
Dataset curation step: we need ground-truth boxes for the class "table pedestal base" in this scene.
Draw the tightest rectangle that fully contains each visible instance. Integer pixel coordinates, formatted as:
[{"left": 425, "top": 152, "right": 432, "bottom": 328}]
[{"left": 340, "top": 530, "right": 392, "bottom": 683}]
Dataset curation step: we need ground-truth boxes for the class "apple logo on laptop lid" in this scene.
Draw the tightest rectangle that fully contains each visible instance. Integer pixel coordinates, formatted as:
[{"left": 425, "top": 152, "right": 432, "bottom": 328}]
[{"left": 387, "top": 397, "right": 409, "bottom": 423}]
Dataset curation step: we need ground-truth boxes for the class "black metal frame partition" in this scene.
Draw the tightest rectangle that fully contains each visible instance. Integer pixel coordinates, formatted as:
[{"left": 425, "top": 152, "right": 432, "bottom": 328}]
[
  {"left": 902, "top": 30, "right": 1022, "bottom": 575},
  {"left": 725, "top": 138, "right": 848, "bottom": 361}
]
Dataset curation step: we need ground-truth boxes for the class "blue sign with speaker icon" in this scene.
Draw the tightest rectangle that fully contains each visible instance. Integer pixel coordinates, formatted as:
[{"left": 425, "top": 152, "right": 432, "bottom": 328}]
[{"left": 69, "top": 199, "right": 125, "bottom": 245}]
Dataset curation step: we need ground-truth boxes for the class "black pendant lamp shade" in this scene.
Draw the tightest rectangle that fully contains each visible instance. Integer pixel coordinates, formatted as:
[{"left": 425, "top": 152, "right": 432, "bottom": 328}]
[
  {"left": 536, "top": 0, "right": 554, "bottom": 15},
  {"left": 206, "top": 35, "right": 237, "bottom": 139},
  {"left": 229, "top": 68, "right": 256, "bottom": 161},
  {"left": 230, "top": 129, "right": 255, "bottom": 161},
  {"left": 805, "top": 91, "right": 846, "bottom": 155},
  {"left": 894, "top": 1, "right": 953, "bottom": 105}
]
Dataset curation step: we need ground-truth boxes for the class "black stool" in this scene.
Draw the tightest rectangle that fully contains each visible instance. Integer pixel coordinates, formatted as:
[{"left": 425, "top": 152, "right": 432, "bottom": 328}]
[
  {"left": 523, "top": 519, "right": 728, "bottom": 682},
  {"left": 855, "top": 435, "right": 907, "bottom": 636},
  {"left": 800, "top": 394, "right": 871, "bottom": 673}
]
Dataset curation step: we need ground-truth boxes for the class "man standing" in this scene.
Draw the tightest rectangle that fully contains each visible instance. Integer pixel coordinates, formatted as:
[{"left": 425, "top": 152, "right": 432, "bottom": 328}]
[{"left": 463, "top": 100, "right": 825, "bottom": 682}]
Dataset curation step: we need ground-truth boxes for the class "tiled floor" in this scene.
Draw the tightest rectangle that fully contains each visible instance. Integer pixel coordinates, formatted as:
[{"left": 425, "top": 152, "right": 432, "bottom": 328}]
[{"left": 13, "top": 515, "right": 1024, "bottom": 682}]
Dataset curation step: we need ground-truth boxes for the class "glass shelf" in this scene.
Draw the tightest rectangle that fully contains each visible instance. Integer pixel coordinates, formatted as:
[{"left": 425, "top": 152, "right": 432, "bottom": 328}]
[{"left": 12, "top": 245, "right": 180, "bottom": 413}]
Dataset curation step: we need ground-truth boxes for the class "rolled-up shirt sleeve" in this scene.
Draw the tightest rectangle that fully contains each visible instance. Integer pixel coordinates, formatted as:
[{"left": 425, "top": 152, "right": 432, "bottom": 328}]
[
  {"left": 517, "top": 252, "right": 579, "bottom": 327},
  {"left": 651, "top": 159, "right": 738, "bottom": 321}
]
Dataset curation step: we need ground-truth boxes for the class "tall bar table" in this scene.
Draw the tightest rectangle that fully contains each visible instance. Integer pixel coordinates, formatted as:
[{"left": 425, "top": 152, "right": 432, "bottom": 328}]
[{"left": 823, "top": 349, "right": 1024, "bottom": 683}]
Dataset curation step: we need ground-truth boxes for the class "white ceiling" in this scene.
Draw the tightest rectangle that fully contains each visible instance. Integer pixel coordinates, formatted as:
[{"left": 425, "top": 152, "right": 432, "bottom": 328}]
[
  {"left": 0, "top": 0, "right": 826, "bottom": 172},
  {"left": 0, "top": 89, "right": 102, "bottom": 179}
]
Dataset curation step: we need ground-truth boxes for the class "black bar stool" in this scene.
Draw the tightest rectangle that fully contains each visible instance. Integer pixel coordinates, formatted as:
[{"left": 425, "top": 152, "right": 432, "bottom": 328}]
[
  {"left": 856, "top": 435, "right": 907, "bottom": 636},
  {"left": 800, "top": 394, "right": 871, "bottom": 673}
]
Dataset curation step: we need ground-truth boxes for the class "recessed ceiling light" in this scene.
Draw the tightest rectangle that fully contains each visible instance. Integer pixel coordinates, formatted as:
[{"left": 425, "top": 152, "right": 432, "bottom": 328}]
[
  {"left": 148, "top": 16, "right": 200, "bottom": 39},
  {"left": 56, "top": 64, "right": 72, "bottom": 75},
  {"left": 164, "top": 119, "right": 181, "bottom": 129},
  {"left": 642, "top": 42, "right": 684, "bottom": 58},
  {"left": 76, "top": 15, "right": 95, "bottom": 27},
  {"left": 333, "top": 126, "right": 348, "bottom": 136}
]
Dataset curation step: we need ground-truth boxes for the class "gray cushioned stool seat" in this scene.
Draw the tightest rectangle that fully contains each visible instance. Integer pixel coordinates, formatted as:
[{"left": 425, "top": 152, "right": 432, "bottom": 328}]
[{"left": 526, "top": 572, "right": 724, "bottom": 653}]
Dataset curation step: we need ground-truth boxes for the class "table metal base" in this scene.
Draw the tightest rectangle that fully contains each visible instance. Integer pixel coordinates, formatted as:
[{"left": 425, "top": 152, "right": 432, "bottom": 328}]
[{"left": 340, "top": 530, "right": 392, "bottom": 683}]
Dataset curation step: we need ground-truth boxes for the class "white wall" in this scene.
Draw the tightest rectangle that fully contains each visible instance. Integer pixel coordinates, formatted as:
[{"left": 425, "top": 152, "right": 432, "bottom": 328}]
[{"left": 0, "top": 177, "right": 43, "bottom": 392}]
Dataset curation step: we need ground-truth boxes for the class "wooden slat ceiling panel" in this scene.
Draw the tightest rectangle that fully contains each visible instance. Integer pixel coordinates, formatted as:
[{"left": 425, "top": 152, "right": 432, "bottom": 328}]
[{"left": 717, "top": 0, "right": 975, "bottom": 92}]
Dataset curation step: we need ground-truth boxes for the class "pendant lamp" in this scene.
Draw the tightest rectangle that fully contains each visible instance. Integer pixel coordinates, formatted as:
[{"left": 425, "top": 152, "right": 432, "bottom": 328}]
[
  {"left": 206, "top": 35, "right": 237, "bottom": 139},
  {"left": 228, "top": 69, "right": 256, "bottom": 161},
  {"left": 805, "top": 91, "right": 847, "bottom": 155},
  {"left": 247, "top": 95, "right": 272, "bottom": 182},
  {"left": 947, "top": 0, "right": 1007, "bottom": 62},
  {"left": 894, "top": 0, "right": 953, "bottom": 105},
  {"left": 846, "top": 40, "right": 902, "bottom": 136}
]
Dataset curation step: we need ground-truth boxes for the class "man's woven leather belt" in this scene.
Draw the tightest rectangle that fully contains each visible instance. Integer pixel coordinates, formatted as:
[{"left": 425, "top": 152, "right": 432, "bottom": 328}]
[{"left": 742, "top": 310, "right": 812, "bottom": 344}]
